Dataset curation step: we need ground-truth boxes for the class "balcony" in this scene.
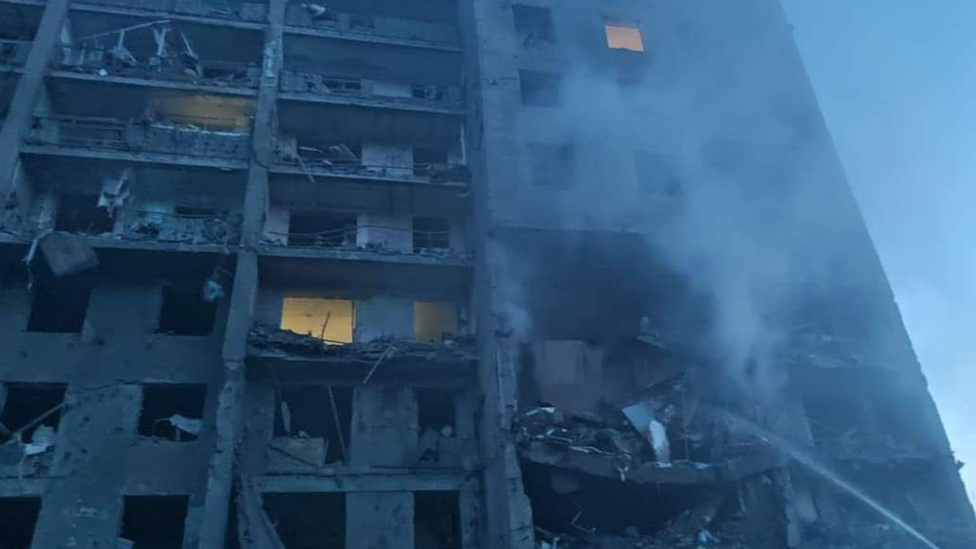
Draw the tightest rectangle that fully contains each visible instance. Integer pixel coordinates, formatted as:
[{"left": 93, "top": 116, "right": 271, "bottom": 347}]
[
  {"left": 284, "top": 4, "right": 460, "bottom": 50},
  {"left": 72, "top": 0, "right": 268, "bottom": 26},
  {"left": 23, "top": 115, "right": 251, "bottom": 168},
  {"left": 279, "top": 69, "right": 462, "bottom": 113},
  {"left": 271, "top": 137, "right": 470, "bottom": 187}
]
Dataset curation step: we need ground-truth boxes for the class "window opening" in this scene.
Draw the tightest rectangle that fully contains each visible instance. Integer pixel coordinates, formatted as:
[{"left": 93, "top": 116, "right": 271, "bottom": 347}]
[
  {"left": 414, "top": 491, "right": 462, "bottom": 549},
  {"left": 55, "top": 194, "right": 114, "bottom": 234},
  {"left": 414, "top": 301, "right": 457, "bottom": 343},
  {"left": 138, "top": 384, "right": 206, "bottom": 442},
  {"left": 513, "top": 5, "right": 554, "bottom": 44},
  {"left": 120, "top": 495, "right": 189, "bottom": 549},
  {"left": 605, "top": 24, "right": 644, "bottom": 52},
  {"left": 0, "top": 497, "right": 41, "bottom": 549},
  {"left": 27, "top": 279, "right": 92, "bottom": 333},
  {"left": 274, "top": 385, "right": 353, "bottom": 464},
  {"left": 519, "top": 70, "right": 561, "bottom": 107},
  {"left": 287, "top": 212, "right": 357, "bottom": 248},
  {"left": 0, "top": 382, "right": 66, "bottom": 444},
  {"left": 264, "top": 493, "right": 346, "bottom": 549},
  {"left": 158, "top": 282, "right": 217, "bottom": 336}
]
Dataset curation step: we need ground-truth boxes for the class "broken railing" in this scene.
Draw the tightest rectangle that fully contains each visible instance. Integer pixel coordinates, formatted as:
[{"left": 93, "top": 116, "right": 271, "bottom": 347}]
[
  {"left": 0, "top": 39, "right": 31, "bottom": 67},
  {"left": 55, "top": 44, "right": 261, "bottom": 89},
  {"left": 75, "top": 0, "right": 268, "bottom": 23},
  {"left": 25, "top": 115, "right": 251, "bottom": 160},
  {"left": 274, "top": 145, "right": 471, "bottom": 185},
  {"left": 280, "top": 70, "right": 462, "bottom": 109},
  {"left": 249, "top": 324, "right": 474, "bottom": 367},
  {"left": 116, "top": 208, "right": 242, "bottom": 245}
]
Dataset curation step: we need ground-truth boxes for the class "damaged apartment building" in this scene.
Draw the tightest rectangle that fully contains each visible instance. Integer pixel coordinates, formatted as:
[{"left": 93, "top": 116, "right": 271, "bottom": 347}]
[{"left": 0, "top": 0, "right": 973, "bottom": 548}]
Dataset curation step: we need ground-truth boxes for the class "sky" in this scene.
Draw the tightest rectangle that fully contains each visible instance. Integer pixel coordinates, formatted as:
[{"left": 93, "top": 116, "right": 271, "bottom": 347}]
[{"left": 779, "top": 0, "right": 976, "bottom": 501}]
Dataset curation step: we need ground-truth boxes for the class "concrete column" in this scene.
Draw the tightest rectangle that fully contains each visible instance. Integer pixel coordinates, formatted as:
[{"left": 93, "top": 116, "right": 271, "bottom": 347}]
[
  {"left": 241, "top": 0, "right": 287, "bottom": 245},
  {"left": 0, "top": 0, "right": 71, "bottom": 205},
  {"left": 195, "top": 250, "right": 259, "bottom": 549}
]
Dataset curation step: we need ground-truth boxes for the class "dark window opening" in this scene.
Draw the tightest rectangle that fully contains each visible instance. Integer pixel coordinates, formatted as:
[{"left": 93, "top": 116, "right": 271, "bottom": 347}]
[
  {"left": 157, "top": 282, "right": 217, "bottom": 336},
  {"left": 0, "top": 382, "right": 66, "bottom": 443},
  {"left": 121, "top": 495, "right": 189, "bottom": 549},
  {"left": 634, "top": 151, "right": 682, "bottom": 195},
  {"left": 413, "top": 217, "right": 450, "bottom": 250},
  {"left": 415, "top": 491, "right": 461, "bottom": 549},
  {"left": 417, "top": 389, "right": 456, "bottom": 434},
  {"left": 137, "top": 384, "right": 206, "bottom": 442},
  {"left": 55, "top": 194, "right": 114, "bottom": 235},
  {"left": 287, "top": 212, "right": 357, "bottom": 248},
  {"left": 264, "top": 492, "right": 345, "bottom": 549},
  {"left": 803, "top": 392, "right": 872, "bottom": 448},
  {"left": 0, "top": 497, "right": 41, "bottom": 549},
  {"left": 519, "top": 70, "right": 561, "bottom": 107},
  {"left": 27, "top": 279, "right": 92, "bottom": 333},
  {"left": 528, "top": 143, "right": 574, "bottom": 188},
  {"left": 513, "top": 5, "right": 554, "bottom": 44},
  {"left": 274, "top": 386, "right": 353, "bottom": 464},
  {"left": 413, "top": 148, "right": 449, "bottom": 176}
]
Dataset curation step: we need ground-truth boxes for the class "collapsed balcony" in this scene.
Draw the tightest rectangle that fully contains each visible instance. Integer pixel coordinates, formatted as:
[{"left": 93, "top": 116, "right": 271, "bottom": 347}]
[
  {"left": 280, "top": 69, "right": 462, "bottom": 112},
  {"left": 24, "top": 115, "right": 251, "bottom": 163},
  {"left": 248, "top": 324, "right": 475, "bottom": 383},
  {"left": 54, "top": 16, "right": 264, "bottom": 90}
]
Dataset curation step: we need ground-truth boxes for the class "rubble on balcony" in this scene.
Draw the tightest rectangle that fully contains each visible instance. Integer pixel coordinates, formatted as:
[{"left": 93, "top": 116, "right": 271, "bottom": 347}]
[
  {"left": 275, "top": 136, "right": 471, "bottom": 185},
  {"left": 280, "top": 70, "right": 462, "bottom": 108},
  {"left": 26, "top": 115, "right": 250, "bottom": 160},
  {"left": 248, "top": 323, "right": 475, "bottom": 365},
  {"left": 115, "top": 208, "right": 242, "bottom": 246},
  {"left": 59, "top": 24, "right": 261, "bottom": 88}
]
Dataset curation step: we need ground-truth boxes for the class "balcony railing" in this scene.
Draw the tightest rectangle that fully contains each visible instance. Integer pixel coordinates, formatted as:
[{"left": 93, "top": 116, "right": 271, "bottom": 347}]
[
  {"left": 279, "top": 69, "right": 462, "bottom": 109},
  {"left": 26, "top": 115, "right": 251, "bottom": 161},
  {"left": 265, "top": 223, "right": 463, "bottom": 259},
  {"left": 76, "top": 0, "right": 268, "bottom": 24},
  {"left": 284, "top": 5, "right": 459, "bottom": 46},
  {"left": 55, "top": 44, "right": 261, "bottom": 89},
  {"left": 274, "top": 144, "right": 471, "bottom": 185}
]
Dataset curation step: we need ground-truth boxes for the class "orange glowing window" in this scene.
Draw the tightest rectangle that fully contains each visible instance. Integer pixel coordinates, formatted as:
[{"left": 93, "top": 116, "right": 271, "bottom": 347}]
[{"left": 605, "top": 24, "right": 644, "bottom": 52}]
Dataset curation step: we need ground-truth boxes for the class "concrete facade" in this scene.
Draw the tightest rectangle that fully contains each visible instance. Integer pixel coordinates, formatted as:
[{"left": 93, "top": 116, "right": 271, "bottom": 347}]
[{"left": 0, "top": 0, "right": 973, "bottom": 548}]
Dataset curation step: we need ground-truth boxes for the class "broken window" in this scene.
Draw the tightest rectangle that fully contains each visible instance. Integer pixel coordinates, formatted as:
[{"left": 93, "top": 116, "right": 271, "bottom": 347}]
[
  {"left": 264, "top": 492, "right": 345, "bottom": 549},
  {"left": 633, "top": 151, "right": 682, "bottom": 195},
  {"left": 287, "top": 212, "right": 357, "bottom": 248},
  {"left": 519, "top": 70, "right": 561, "bottom": 107},
  {"left": 137, "top": 384, "right": 206, "bottom": 442},
  {"left": 0, "top": 382, "right": 66, "bottom": 444},
  {"left": 414, "top": 301, "right": 457, "bottom": 343},
  {"left": 26, "top": 278, "right": 92, "bottom": 333},
  {"left": 413, "top": 217, "right": 450, "bottom": 251},
  {"left": 513, "top": 5, "right": 554, "bottom": 44},
  {"left": 413, "top": 148, "right": 449, "bottom": 177},
  {"left": 417, "top": 389, "right": 456, "bottom": 434},
  {"left": 157, "top": 282, "right": 217, "bottom": 336},
  {"left": 120, "top": 495, "right": 189, "bottom": 549},
  {"left": 528, "top": 143, "right": 574, "bottom": 188},
  {"left": 174, "top": 206, "right": 225, "bottom": 218},
  {"left": 414, "top": 491, "right": 461, "bottom": 549},
  {"left": 55, "top": 194, "right": 114, "bottom": 235},
  {"left": 280, "top": 297, "right": 354, "bottom": 343},
  {"left": 274, "top": 385, "right": 352, "bottom": 464},
  {"left": 0, "top": 497, "right": 40, "bottom": 549},
  {"left": 605, "top": 23, "right": 644, "bottom": 52}
]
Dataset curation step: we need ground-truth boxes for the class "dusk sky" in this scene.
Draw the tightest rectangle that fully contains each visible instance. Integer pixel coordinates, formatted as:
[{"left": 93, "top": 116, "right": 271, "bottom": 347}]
[{"left": 780, "top": 0, "right": 976, "bottom": 500}]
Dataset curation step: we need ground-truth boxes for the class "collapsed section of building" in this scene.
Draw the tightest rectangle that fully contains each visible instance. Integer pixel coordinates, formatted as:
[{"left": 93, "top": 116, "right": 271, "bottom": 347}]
[{"left": 0, "top": 0, "right": 973, "bottom": 548}]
